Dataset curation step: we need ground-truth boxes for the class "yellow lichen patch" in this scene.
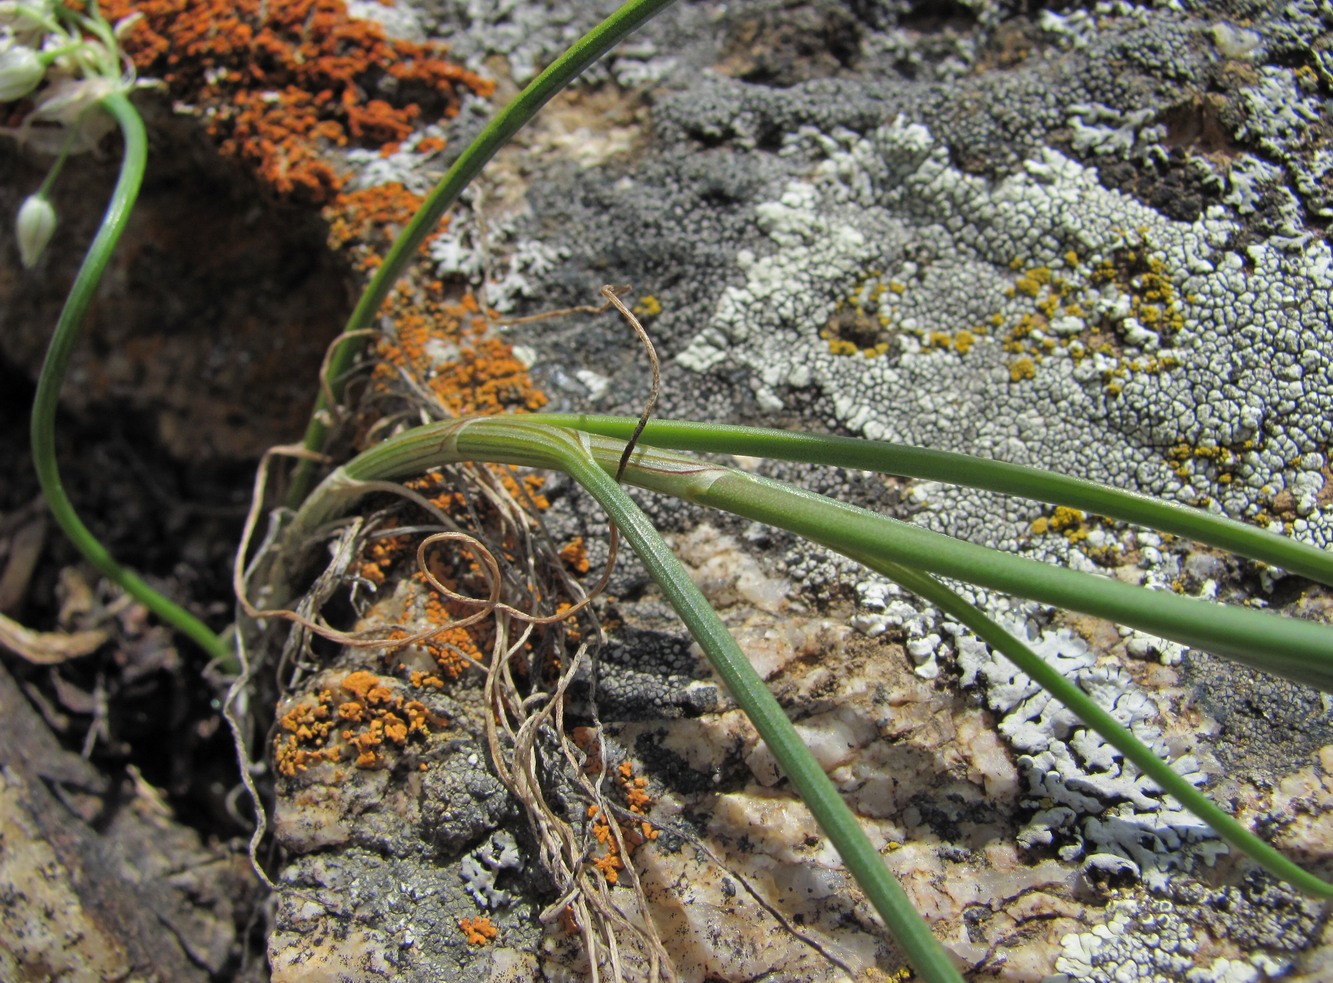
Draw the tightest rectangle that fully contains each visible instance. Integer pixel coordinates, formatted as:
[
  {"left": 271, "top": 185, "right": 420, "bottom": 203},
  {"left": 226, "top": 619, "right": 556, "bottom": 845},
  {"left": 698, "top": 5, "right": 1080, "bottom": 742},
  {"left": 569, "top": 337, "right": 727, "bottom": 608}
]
[
  {"left": 340, "top": 694, "right": 438, "bottom": 769},
  {"left": 1009, "top": 356, "right": 1036, "bottom": 381},
  {"left": 1166, "top": 441, "right": 1245, "bottom": 487},
  {"left": 1014, "top": 266, "right": 1050, "bottom": 298},
  {"left": 633, "top": 294, "right": 663, "bottom": 318},
  {"left": 1031, "top": 506, "right": 1089, "bottom": 543},
  {"left": 822, "top": 273, "right": 900, "bottom": 357},
  {"left": 828, "top": 271, "right": 986, "bottom": 358},
  {"left": 1090, "top": 241, "right": 1186, "bottom": 337},
  {"left": 822, "top": 309, "right": 890, "bottom": 357},
  {"left": 502, "top": 472, "right": 551, "bottom": 511},
  {"left": 459, "top": 916, "right": 498, "bottom": 946},
  {"left": 989, "top": 237, "right": 1186, "bottom": 389}
]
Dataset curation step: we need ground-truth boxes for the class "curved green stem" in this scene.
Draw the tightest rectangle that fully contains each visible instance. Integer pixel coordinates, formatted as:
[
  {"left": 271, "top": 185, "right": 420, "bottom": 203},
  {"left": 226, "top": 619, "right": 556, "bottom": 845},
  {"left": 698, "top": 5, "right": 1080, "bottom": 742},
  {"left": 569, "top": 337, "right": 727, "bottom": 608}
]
[
  {"left": 557, "top": 437, "right": 965, "bottom": 983},
  {"left": 527, "top": 414, "right": 1333, "bottom": 588},
  {"left": 30, "top": 92, "right": 235, "bottom": 670},
  {"left": 319, "top": 418, "right": 1333, "bottom": 692},
  {"left": 286, "top": 0, "right": 682, "bottom": 506},
  {"left": 660, "top": 461, "right": 1333, "bottom": 691}
]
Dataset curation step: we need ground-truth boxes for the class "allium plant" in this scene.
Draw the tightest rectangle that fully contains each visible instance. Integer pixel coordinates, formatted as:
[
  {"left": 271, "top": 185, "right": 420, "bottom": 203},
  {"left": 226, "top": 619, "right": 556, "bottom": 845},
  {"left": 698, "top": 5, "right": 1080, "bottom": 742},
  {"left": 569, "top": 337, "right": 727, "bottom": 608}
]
[
  {"left": 13, "top": 1, "right": 1333, "bottom": 981},
  {"left": 5, "top": 1, "right": 230, "bottom": 662}
]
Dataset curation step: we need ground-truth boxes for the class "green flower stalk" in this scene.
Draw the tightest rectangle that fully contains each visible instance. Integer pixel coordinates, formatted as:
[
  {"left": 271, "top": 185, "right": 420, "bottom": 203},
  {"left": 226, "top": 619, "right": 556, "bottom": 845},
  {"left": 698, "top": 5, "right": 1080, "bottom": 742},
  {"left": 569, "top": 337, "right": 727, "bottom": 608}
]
[{"left": 8, "top": 0, "right": 234, "bottom": 667}]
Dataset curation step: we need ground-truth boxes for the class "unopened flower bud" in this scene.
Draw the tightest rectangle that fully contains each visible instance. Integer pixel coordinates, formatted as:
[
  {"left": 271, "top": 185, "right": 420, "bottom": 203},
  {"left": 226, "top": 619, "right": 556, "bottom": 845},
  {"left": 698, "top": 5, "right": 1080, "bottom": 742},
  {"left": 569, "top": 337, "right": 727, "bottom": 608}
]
[
  {"left": 0, "top": 44, "right": 44, "bottom": 103},
  {"left": 17, "top": 192, "right": 55, "bottom": 268}
]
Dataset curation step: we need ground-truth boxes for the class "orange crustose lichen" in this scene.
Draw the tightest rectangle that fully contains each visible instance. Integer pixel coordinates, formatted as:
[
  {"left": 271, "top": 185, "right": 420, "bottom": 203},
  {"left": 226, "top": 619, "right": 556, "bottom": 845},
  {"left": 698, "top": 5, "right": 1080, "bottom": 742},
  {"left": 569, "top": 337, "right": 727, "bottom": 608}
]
[
  {"left": 559, "top": 537, "right": 591, "bottom": 575},
  {"left": 459, "top": 915, "right": 498, "bottom": 945},
  {"left": 326, "top": 182, "right": 438, "bottom": 255},
  {"left": 274, "top": 689, "right": 342, "bottom": 776},
  {"left": 372, "top": 285, "right": 549, "bottom": 419},
  {"left": 574, "top": 746, "right": 660, "bottom": 888},
  {"left": 354, "top": 467, "right": 554, "bottom": 689},
  {"left": 274, "top": 670, "right": 443, "bottom": 776},
  {"left": 102, "top": 0, "right": 493, "bottom": 202}
]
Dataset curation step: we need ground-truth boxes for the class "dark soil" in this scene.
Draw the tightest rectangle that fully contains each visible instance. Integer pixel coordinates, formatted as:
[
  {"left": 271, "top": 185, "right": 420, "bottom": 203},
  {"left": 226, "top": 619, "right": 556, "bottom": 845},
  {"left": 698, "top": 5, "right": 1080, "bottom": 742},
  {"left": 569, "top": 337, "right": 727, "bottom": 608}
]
[{"left": 0, "top": 108, "right": 355, "bottom": 982}]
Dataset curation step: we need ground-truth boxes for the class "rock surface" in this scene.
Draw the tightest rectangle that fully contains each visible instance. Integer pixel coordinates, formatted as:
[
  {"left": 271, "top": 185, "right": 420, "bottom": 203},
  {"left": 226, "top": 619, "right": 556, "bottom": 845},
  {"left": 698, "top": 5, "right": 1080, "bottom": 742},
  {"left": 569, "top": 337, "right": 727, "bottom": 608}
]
[
  {"left": 3, "top": 1, "right": 1332, "bottom": 981},
  {"left": 260, "top": 1, "right": 1333, "bottom": 980}
]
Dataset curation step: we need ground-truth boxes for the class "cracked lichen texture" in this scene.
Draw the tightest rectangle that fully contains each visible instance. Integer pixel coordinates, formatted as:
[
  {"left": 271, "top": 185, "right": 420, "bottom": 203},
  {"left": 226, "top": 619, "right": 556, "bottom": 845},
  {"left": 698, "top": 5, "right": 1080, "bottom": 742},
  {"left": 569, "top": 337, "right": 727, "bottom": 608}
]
[{"left": 678, "top": 118, "right": 1333, "bottom": 547}]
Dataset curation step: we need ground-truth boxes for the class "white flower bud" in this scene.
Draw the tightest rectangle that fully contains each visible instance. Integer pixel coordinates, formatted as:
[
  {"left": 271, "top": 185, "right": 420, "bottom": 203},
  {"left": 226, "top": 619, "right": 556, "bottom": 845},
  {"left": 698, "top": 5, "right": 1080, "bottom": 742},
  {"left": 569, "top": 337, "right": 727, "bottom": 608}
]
[
  {"left": 0, "top": 43, "right": 44, "bottom": 102},
  {"left": 16, "top": 192, "right": 55, "bottom": 268}
]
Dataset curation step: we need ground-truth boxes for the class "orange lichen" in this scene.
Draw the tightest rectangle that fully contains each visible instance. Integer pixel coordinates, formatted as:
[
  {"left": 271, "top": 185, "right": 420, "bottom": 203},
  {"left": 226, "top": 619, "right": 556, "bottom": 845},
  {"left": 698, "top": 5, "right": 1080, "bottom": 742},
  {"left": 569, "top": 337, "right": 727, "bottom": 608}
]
[
  {"left": 618, "top": 759, "right": 654, "bottom": 816},
  {"left": 358, "top": 534, "right": 410, "bottom": 587},
  {"left": 351, "top": 462, "right": 559, "bottom": 689},
  {"left": 102, "top": 0, "right": 493, "bottom": 202},
  {"left": 372, "top": 285, "right": 548, "bottom": 419},
  {"left": 559, "top": 537, "right": 591, "bottom": 575},
  {"left": 579, "top": 759, "right": 660, "bottom": 888},
  {"left": 459, "top": 916, "right": 498, "bottom": 946},
  {"left": 274, "top": 689, "right": 343, "bottom": 776},
  {"left": 274, "top": 672, "right": 444, "bottom": 775},
  {"left": 592, "top": 851, "right": 624, "bottom": 885},
  {"left": 341, "top": 669, "right": 393, "bottom": 704},
  {"left": 409, "top": 670, "right": 447, "bottom": 690},
  {"left": 573, "top": 727, "right": 605, "bottom": 776},
  {"left": 340, "top": 696, "right": 435, "bottom": 768},
  {"left": 559, "top": 904, "right": 581, "bottom": 935},
  {"left": 415, "top": 135, "right": 448, "bottom": 155},
  {"left": 325, "top": 182, "right": 440, "bottom": 254}
]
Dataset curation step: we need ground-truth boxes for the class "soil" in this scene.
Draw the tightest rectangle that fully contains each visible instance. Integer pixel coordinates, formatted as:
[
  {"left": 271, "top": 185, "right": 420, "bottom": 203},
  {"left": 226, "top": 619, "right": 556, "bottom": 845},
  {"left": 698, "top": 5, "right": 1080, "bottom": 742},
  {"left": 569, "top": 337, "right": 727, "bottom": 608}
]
[{"left": 0, "top": 102, "right": 349, "bottom": 981}]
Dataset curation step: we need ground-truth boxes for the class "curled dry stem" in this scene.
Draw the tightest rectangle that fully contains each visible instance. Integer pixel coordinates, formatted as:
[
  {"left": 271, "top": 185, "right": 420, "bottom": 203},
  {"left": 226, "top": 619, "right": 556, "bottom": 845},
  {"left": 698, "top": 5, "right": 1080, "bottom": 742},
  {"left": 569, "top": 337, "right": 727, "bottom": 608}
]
[
  {"left": 599, "top": 286, "right": 660, "bottom": 482},
  {"left": 481, "top": 618, "right": 671, "bottom": 982},
  {"left": 416, "top": 524, "right": 618, "bottom": 628},
  {"left": 493, "top": 284, "right": 660, "bottom": 481},
  {"left": 417, "top": 453, "right": 669, "bottom": 980},
  {"left": 254, "top": 271, "right": 674, "bottom": 977}
]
